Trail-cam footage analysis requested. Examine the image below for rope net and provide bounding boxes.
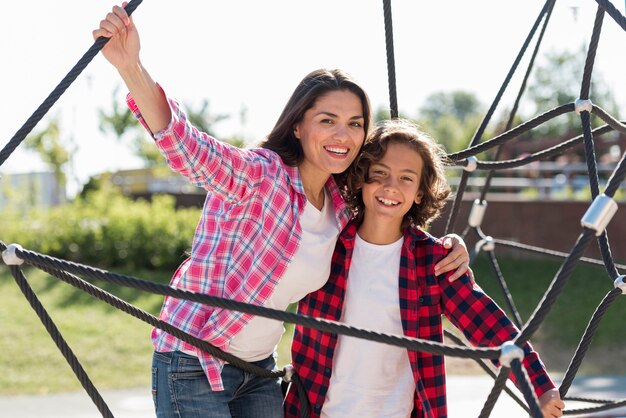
[1,0,625,417]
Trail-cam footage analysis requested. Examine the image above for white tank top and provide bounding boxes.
[227,190,339,361]
[321,234,416,418]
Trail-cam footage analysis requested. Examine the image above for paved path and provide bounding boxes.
[0,375,624,417]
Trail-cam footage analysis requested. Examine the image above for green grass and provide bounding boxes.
[0,266,168,395]
[1,253,625,395]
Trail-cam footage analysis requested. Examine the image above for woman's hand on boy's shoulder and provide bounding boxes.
[435,234,475,284]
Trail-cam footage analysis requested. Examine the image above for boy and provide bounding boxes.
[285,119,564,417]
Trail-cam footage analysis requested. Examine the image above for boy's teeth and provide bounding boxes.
[377,197,399,206]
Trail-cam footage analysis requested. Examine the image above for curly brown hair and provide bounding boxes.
[344,119,451,229]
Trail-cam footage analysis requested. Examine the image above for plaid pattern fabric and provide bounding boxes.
[128,91,352,390]
[285,220,555,418]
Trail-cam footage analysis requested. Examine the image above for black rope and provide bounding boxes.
[8,244,501,361]
[510,359,543,418]
[492,238,626,271]
[563,398,626,415]
[464,124,615,171]
[516,229,596,345]
[292,373,311,418]
[443,0,556,233]
[33,260,285,380]
[559,288,622,397]
[579,5,604,100]
[595,0,626,31]
[8,265,114,418]
[486,250,523,328]
[477,367,510,418]
[604,150,626,197]
[447,104,574,161]
[565,395,620,404]
[444,170,469,234]
[382,0,398,119]
[443,330,529,413]
[479,0,555,202]
[0,0,143,168]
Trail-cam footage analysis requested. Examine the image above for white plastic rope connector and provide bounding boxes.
[475,236,495,253]
[463,156,478,172]
[468,199,488,228]
[580,194,618,236]
[614,276,626,294]
[2,243,24,266]
[283,364,294,383]
[499,341,524,368]
[574,98,593,114]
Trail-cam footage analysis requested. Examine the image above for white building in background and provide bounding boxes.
[0,171,64,210]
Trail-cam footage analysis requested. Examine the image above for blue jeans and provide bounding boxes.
[152,351,284,418]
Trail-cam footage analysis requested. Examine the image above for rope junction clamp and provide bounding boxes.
[475,236,495,253]
[615,276,626,294]
[580,194,618,236]
[574,98,593,114]
[499,341,524,368]
[2,243,24,266]
[463,156,478,172]
[468,199,488,228]
[283,364,294,383]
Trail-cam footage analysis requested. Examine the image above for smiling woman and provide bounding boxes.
[85,1,474,414]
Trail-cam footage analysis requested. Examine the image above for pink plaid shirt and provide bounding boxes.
[127,90,352,390]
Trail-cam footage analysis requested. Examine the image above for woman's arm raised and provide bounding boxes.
[92,2,171,134]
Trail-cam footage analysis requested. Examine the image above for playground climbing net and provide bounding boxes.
[1,0,626,417]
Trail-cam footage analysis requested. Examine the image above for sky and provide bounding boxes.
[1,0,625,195]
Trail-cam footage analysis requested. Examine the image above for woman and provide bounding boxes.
[93,4,471,417]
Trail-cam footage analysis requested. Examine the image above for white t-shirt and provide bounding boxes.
[227,190,339,361]
[321,234,416,418]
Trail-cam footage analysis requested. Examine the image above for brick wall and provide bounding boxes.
[429,199,625,264]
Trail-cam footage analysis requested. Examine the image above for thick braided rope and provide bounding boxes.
[467,124,615,170]
[0,0,143,168]
[444,0,556,233]
[443,330,529,412]
[515,229,596,345]
[33,262,285,380]
[448,104,574,161]
[382,0,398,119]
[492,238,626,271]
[479,0,555,202]
[8,265,114,418]
[7,243,500,360]
[477,367,511,418]
[486,250,523,328]
[511,360,543,417]
[563,398,626,416]
[559,288,622,397]
[595,0,626,30]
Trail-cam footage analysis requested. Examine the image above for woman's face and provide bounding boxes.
[294,90,365,179]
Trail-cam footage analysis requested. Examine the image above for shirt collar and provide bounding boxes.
[340,219,431,249]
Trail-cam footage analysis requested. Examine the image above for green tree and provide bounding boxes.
[525,46,619,138]
[416,90,485,152]
[25,117,75,203]
[98,87,242,168]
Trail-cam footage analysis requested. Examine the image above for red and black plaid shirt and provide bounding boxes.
[285,220,555,418]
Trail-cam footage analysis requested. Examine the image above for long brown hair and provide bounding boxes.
[345,119,451,229]
[259,68,371,168]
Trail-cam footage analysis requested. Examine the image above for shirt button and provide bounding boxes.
[324,367,331,376]
[418,297,424,303]
[315,404,322,412]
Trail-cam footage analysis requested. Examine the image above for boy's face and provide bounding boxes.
[361,142,424,227]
